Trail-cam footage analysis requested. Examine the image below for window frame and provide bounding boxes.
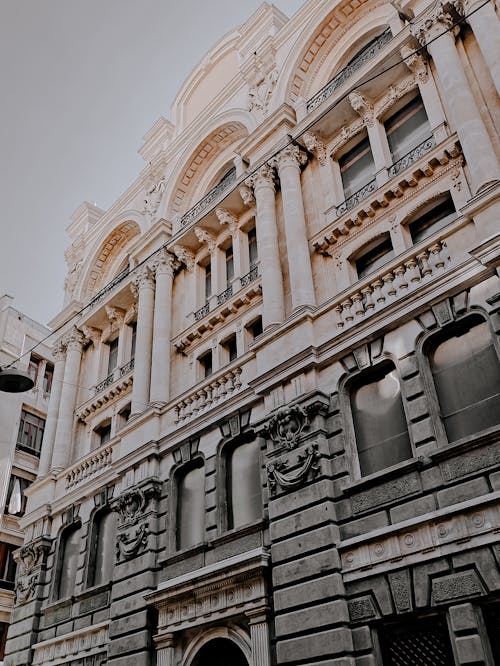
[53,522,82,601]
[16,409,45,457]
[384,93,432,165]
[171,456,206,553]
[86,508,117,589]
[338,134,375,201]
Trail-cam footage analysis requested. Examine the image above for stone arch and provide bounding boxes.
[79,218,142,300]
[168,120,249,216]
[182,625,251,666]
[280,0,394,106]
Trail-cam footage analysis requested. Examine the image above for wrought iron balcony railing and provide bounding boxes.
[180,167,236,228]
[120,357,135,376]
[94,358,134,395]
[240,265,259,288]
[388,136,437,178]
[194,303,210,321]
[217,284,233,305]
[336,179,377,217]
[94,373,114,395]
[307,28,392,112]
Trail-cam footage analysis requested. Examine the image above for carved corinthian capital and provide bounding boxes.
[131,264,155,291]
[348,91,374,126]
[173,244,195,272]
[410,4,456,45]
[62,326,85,352]
[273,144,308,171]
[215,208,238,233]
[239,184,256,207]
[81,325,101,345]
[52,339,67,362]
[246,163,276,192]
[154,248,177,276]
[194,228,217,254]
[302,131,328,166]
[401,45,429,82]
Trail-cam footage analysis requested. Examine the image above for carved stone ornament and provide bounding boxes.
[194,227,217,253]
[400,45,429,83]
[116,522,149,561]
[349,91,374,126]
[248,54,279,116]
[239,184,255,207]
[272,145,308,171]
[153,248,177,276]
[63,326,86,352]
[64,259,83,299]
[302,131,328,166]
[15,541,46,576]
[143,175,166,219]
[173,244,195,272]
[265,404,309,449]
[411,5,456,45]
[267,443,320,494]
[114,487,148,525]
[15,574,38,604]
[81,325,101,345]
[131,264,155,291]
[105,305,125,326]
[215,207,238,232]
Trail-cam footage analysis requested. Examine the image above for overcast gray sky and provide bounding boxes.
[0,0,304,325]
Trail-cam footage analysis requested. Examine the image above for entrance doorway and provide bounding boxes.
[191,637,249,666]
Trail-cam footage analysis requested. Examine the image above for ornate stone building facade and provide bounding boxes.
[5,0,500,663]
[0,295,53,664]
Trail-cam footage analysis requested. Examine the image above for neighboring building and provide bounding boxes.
[0,295,53,664]
[5,0,500,663]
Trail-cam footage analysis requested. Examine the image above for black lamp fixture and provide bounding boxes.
[0,367,34,393]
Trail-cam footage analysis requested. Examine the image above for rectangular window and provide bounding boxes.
[16,410,45,457]
[95,423,111,447]
[339,136,375,200]
[0,543,17,590]
[130,323,137,360]
[379,616,454,665]
[28,355,41,383]
[107,338,119,375]
[355,235,394,279]
[385,95,431,164]
[249,316,263,339]
[199,350,213,378]
[248,227,258,267]
[43,363,54,393]
[5,475,31,516]
[409,194,456,244]
[205,263,212,300]
[225,245,234,283]
[224,334,238,363]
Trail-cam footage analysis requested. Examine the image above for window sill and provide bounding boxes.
[158,542,207,567]
[209,518,266,548]
[342,456,429,497]
[429,424,500,463]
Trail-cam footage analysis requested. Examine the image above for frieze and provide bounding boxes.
[440,442,500,481]
[266,443,320,495]
[351,472,421,515]
[32,622,109,665]
[431,570,483,604]
[348,596,377,621]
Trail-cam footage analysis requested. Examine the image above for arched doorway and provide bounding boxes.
[191,637,249,666]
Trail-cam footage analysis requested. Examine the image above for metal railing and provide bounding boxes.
[194,303,210,321]
[180,167,236,228]
[217,285,233,305]
[240,265,259,287]
[94,358,135,395]
[388,136,436,178]
[120,357,135,376]
[336,179,377,217]
[307,28,392,112]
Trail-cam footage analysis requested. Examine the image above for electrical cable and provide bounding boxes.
[6,0,489,369]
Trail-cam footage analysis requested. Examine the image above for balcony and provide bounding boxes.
[76,359,134,422]
[180,167,236,228]
[307,28,392,113]
[217,284,233,305]
[336,179,377,217]
[65,444,113,490]
[240,265,259,288]
[388,135,436,179]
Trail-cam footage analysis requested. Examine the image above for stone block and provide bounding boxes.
[334,499,352,521]
[160,551,205,580]
[108,629,151,657]
[437,477,490,509]
[93,607,111,624]
[113,551,158,582]
[399,355,419,379]
[440,442,500,481]
[351,626,372,651]
[275,599,349,637]
[402,374,424,399]
[407,396,431,422]
[5,616,37,639]
[107,650,151,666]
[455,635,486,664]
[271,524,339,563]
[420,465,444,491]
[449,603,477,633]
[274,573,345,611]
[3,647,33,666]
[73,613,92,631]
[269,480,334,521]
[355,656,377,666]
[111,570,157,601]
[110,610,150,638]
[350,473,421,515]
[410,417,436,445]
[273,550,341,588]
[206,531,263,565]
[489,470,500,490]
[111,591,148,619]
[36,627,56,642]
[277,627,353,662]
[270,501,337,542]
[390,494,437,523]
[340,511,388,539]
[329,433,346,455]
[55,619,74,636]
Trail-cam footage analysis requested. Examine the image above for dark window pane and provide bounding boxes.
[226,246,234,283]
[0,621,7,661]
[380,617,454,666]
[0,543,17,587]
[250,317,263,338]
[177,464,205,550]
[351,365,411,475]
[56,526,81,599]
[205,264,212,299]
[199,351,212,378]
[130,324,137,360]
[248,227,258,266]
[225,335,237,363]
[355,236,394,279]
[385,96,431,163]
[409,194,456,244]
[430,321,500,441]
[43,363,54,393]
[16,410,45,456]
[228,439,261,529]
[90,511,116,587]
[339,137,375,199]
[108,338,119,375]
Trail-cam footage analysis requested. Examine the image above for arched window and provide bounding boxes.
[176,461,205,550]
[87,510,117,588]
[350,362,412,476]
[192,638,249,666]
[407,193,456,244]
[354,233,394,280]
[428,317,500,441]
[55,524,81,599]
[227,438,262,530]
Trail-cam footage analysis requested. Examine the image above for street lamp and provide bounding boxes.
[0,367,34,392]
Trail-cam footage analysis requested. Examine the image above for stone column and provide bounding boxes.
[302,131,337,211]
[455,0,500,97]
[173,245,195,319]
[38,342,66,476]
[130,265,155,416]
[244,165,285,328]
[412,7,500,193]
[154,633,175,666]
[248,610,272,666]
[274,145,316,310]
[51,327,85,472]
[349,92,391,186]
[216,208,244,278]
[150,250,175,404]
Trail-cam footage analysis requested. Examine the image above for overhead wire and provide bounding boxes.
[5,0,488,370]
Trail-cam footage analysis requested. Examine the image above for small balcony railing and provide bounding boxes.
[94,358,134,395]
[388,136,437,178]
[194,303,210,322]
[181,168,236,228]
[94,373,114,395]
[336,179,377,217]
[217,284,233,305]
[307,28,392,112]
[120,357,135,376]
[240,265,259,288]
[174,365,243,423]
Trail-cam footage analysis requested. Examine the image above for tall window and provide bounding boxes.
[199,350,213,378]
[0,543,17,590]
[339,136,375,200]
[248,227,258,267]
[176,462,205,550]
[43,363,54,393]
[350,362,412,476]
[408,193,456,244]
[27,355,41,384]
[0,621,7,662]
[428,318,500,442]
[16,410,45,457]
[94,422,111,448]
[55,525,81,599]
[5,475,31,516]
[205,263,212,300]
[385,95,431,164]
[87,511,117,587]
[130,323,137,360]
[248,316,263,340]
[227,438,262,529]
[223,334,238,363]
[107,338,119,376]
[355,234,394,279]
[225,245,234,284]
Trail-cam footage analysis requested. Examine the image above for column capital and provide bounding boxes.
[215,207,239,233]
[80,325,101,345]
[52,339,67,362]
[239,183,256,207]
[411,4,457,45]
[105,305,125,326]
[172,244,195,272]
[132,264,155,291]
[272,144,308,172]
[62,326,85,353]
[348,91,374,126]
[302,131,328,166]
[401,45,429,82]
[194,227,217,254]
[246,163,276,193]
[153,248,177,276]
